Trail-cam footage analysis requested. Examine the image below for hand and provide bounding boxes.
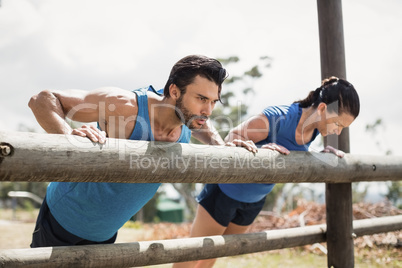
[260,143,290,155]
[71,124,107,144]
[321,145,345,158]
[225,139,258,153]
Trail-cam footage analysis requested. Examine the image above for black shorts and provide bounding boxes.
[31,197,117,248]
[196,184,266,227]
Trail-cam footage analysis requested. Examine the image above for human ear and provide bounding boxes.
[169,84,181,100]
[317,103,327,116]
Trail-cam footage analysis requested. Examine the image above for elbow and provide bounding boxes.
[28,90,58,117]
[28,94,38,110]
[28,90,53,111]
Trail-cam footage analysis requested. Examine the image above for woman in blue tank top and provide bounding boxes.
[175,76,360,268]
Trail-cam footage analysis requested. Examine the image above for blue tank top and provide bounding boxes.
[46,86,191,242]
[218,103,320,203]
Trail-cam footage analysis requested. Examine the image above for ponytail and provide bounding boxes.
[296,87,323,108]
[294,76,360,118]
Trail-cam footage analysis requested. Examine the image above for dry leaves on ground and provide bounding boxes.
[142,199,401,260]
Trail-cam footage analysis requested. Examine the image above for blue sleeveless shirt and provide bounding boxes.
[46,86,191,241]
[218,103,320,203]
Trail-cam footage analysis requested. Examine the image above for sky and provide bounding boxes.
[0,0,401,159]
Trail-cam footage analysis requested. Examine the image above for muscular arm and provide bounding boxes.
[28,87,137,139]
[28,89,91,134]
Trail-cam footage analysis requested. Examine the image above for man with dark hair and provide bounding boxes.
[29,55,227,247]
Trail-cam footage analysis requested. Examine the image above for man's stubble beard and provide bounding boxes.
[175,95,208,130]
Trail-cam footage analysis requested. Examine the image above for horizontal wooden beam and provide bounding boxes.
[1,131,402,183]
[0,215,401,268]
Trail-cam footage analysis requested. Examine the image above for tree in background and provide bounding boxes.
[365,118,401,208]
[386,181,402,209]
[211,55,272,138]
[366,118,392,155]
[170,183,198,219]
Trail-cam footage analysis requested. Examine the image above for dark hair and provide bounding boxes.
[295,76,360,118]
[163,55,227,99]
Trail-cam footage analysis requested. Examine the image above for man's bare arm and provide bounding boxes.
[28,87,134,142]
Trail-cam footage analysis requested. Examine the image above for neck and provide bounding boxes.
[151,97,183,136]
[297,106,319,137]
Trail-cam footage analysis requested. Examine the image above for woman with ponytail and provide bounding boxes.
[174,76,360,268]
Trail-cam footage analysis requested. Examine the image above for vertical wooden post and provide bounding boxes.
[316,0,354,267]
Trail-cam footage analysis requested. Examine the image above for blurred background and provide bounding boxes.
[0,0,401,223]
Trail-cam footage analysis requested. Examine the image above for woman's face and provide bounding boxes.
[317,107,356,137]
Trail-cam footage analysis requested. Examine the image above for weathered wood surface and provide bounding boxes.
[1,131,402,183]
[317,0,354,265]
[326,183,354,267]
[1,216,401,268]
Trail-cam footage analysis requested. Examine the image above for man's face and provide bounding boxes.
[175,75,220,130]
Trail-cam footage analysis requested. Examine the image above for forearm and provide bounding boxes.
[28,90,73,134]
[224,114,270,144]
[224,131,246,143]
[192,120,225,145]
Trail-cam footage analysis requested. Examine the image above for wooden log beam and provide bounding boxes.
[353,215,402,236]
[0,216,401,268]
[317,0,355,265]
[1,131,402,183]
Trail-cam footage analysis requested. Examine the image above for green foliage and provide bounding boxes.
[216,56,240,65]
[170,183,198,220]
[263,183,285,211]
[244,65,263,78]
[152,245,402,268]
[0,182,48,208]
[214,248,327,268]
[211,55,272,139]
[122,220,143,229]
[131,190,161,223]
[365,118,400,206]
[386,181,402,208]
[365,118,383,133]
[365,118,392,155]
[22,199,35,211]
